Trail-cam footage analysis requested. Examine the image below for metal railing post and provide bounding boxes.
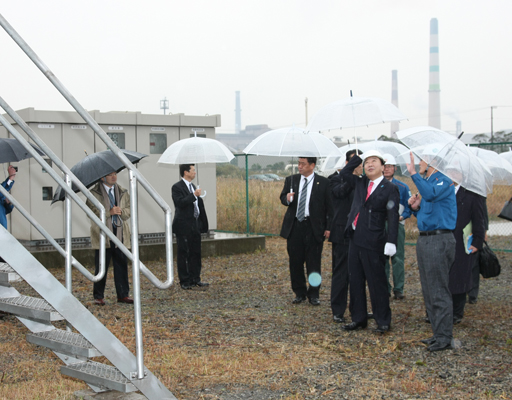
[129,170,144,379]
[245,154,250,234]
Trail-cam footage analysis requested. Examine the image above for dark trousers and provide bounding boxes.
[330,239,350,317]
[452,292,467,320]
[348,242,391,327]
[93,244,129,300]
[176,230,202,286]
[286,218,323,298]
[468,255,480,302]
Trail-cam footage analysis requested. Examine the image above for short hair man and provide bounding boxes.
[340,150,400,334]
[86,171,133,306]
[328,149,362,323]
[172,164,209,290]
[382,154,412,300]
[406,152,457,351]
[280,157,333,306]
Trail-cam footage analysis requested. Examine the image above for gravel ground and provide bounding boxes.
[2,237,511,400]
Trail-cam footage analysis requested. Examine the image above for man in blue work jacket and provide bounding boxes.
[407,151,457,352]
[382,154,411,300]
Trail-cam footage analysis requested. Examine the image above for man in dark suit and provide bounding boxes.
[328,149,362,323]
[340,150,400,333]
[172,164,209,290]
[280,157,333,306]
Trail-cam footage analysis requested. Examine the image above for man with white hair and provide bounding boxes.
[382,154,412,300]
[340,150,400,334]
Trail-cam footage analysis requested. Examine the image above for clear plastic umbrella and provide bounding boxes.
[242,126,340,157]
[469,147,512,185]
[396,126,493,197]
[158,137,234,164]
[307,96,407,133]
[499,149,512,166]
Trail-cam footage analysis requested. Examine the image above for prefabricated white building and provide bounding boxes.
[0,108,221,242]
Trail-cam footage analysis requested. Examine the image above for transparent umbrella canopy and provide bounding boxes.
[469,147,512,185]
[243,126,340,157]
[158,136,234,164]
[396,126,493,197]
[307,96,407,133]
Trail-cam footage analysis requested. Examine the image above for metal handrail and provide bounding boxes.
[0,112,106,282]
[0,13,173,291]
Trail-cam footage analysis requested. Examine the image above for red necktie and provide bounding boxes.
[353,181,374,227]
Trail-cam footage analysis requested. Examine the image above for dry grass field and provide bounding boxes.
[0,239,511,399]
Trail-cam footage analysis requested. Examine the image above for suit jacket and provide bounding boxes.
[172,180,208,236]
[328,170,357,244]
[279,173,333,243]
[341,155,400,252]
[449,187,486,294]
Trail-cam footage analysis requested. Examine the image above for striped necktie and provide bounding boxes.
[296,177,309,222]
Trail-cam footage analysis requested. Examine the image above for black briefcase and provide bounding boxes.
[479,241,501,279]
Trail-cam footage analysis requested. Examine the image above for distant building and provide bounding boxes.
[216,124,271,152]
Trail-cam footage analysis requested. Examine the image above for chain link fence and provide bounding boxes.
[217,152,512,252]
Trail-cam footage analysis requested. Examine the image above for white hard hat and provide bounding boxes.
[361,149,385,165]
[382,153,397,165]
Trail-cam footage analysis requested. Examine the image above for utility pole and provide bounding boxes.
[160,97,169,115]
[490,106,497,143]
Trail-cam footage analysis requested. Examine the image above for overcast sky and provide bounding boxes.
[1,0,511,140]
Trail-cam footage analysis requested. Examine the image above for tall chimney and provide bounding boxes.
[428,18,441,129]
[390,70,399,138]
[235,91,242,134]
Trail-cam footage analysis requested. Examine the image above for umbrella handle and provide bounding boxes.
[289,187,294,202]
[200,190,207,198]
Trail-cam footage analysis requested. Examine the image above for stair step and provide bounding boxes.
[61,361,138,393]
[0,295,64,321]
[27,329,102,358]
[0,262,21,286]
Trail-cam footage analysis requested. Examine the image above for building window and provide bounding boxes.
[150,133,167,154]
[42,187,53,201]
[107,132,125,149]
[42,159,52,173]
[190,133,206,138]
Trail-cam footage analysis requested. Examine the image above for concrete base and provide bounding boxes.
[74,389,146,400]
[28,232,265,268]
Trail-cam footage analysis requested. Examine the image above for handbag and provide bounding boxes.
[479,241,501,279]
[498,197,512,221]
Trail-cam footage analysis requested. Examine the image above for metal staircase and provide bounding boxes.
[0,12,178,399]
[0,231,176,399]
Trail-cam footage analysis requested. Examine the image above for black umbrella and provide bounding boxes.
[51,149,148,203]
[0,138,46,163]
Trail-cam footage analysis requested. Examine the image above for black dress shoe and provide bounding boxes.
[309,297,320,306]
[342,321,367,331]
[453,317,462,325]
[394,291,405,300]
[374,325,390,334]
[195,282,210,287]
[367,313,374,319]
[333,315,346,323]
[428,342,452,352]
[420,336,436,345]
[468,298,477,304]
[292,295,307,304]
[181,283,193,290]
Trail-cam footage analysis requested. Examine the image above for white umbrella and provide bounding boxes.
[307,96,407,133]
[158,137,234,164]
[319,143,356,172]
[243,126,340,157]
[469,147,512,185]
[499,149,512,165]
[396,126,493,197]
